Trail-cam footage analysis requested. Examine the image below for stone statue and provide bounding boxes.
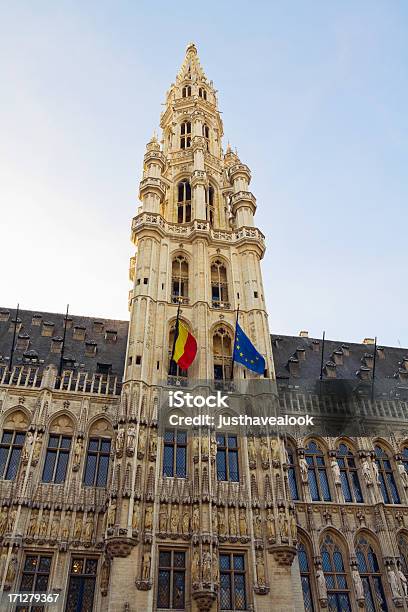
[0,507,7,535]
[170,505,179,534]
[0,549,8,580]
[73,516,82,540]
[132,501,141,531]
[362,459,373,486]
[256,554,266,586]
[201,437,209,456]
[218,508,226,536]
[50,515,59,540]
[331,458,341,485]
[138,427,147,456]
[290,512,297,540]
[192,505,200,532]
[398,462,408,488]
[32,434,43,463]
[270,437,280,462]
[27,511,38,537]
[101,558,110,593]
[212,551,219,582]
[372,459,380,484]
[260,438,269,464]
[248,437,256,463]
[299,456,308,483]
[211,508,217,533]
[210,436,217,459]
[182,509,190,535]
[388,566,402,598]
[116,428,125,454]
[229,510,237,536]
[253,510,262,539]
[5,553,17,587]
[22,431,34,462]
[107,500,117,529]
[61,513,71,539]
[316,568,327,600]
[141,551,151,580]
[73,438,83,469]
[144,505,153,531]
[126,425,136,454]
[192,549,200,583]
[192,437,199,457]
[159,505,168,533]
[239,509,247,536]
[398,568,408,597]
[279,509,288,539]
[267,510,275,540]
[6,508,17,534]
[352,567,364,600]
[84,514,94,542]
[202,551,211,582]
[149,429,157,457]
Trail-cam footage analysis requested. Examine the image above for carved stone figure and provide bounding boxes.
[50,515,59,540]
[159,505,167,533]
[202,551,211,582]
[299,456,308,483]
[331,458,341,485]
[192,549,200,583]
[398,568,408,597]
[218,508,226,536]
[182,509,190,535]
[0,549,8,580]
[107,500,117,529]
[116,428,125,454]
[352,567,364,600]
[256,554,266,586]
[229,510,237,536]
[170,505,179,534]
[210,436,217,459]
[260,438,269,464]
[22,431,34,462]
[290,512,297,540]
[61,513,71,539]
[239,509,247,536]
[267,510,275,540]
[211,508,217,533]
[388,567,402,598]
[144,505,153,531]
[132,501,141,531]
[126,425,136,454]
[73,438,83,469]
[149,429,157,457]
[192,437,199,457]
[5,553,17,587]
[73,516,82,540]
[279,509,288,539]
[316,568,327,600]
[201,437,209,456]
[27,511,38,537]
[101,558,110,594]
[192,505,200,532]
[212,551,219,582]
[32,434,43,463]
[270,437,280,462]
[398,462,408,488]
[138,427,147,456]
[248,437,256,463]
[253,510,262,539]
[84,514,94,542]
[362,459,373,486]
[372,459,380,484]
[6,508,17,534]
[141,551,151,580]
[0,507,7,535]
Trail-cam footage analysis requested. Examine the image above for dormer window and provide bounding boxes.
[41,321,54,337]
[97,362,112,375]
[198,87,207,100]
[73,325,86,341]
[85,341,97,357]
[51,337,63,353]
[23,350,39,364]
[9,319,22,333]
[62,356,76,370]
[93,321,104,334]
[0,310,10,322]
[16,333,30,352]
[105,330,117,343]
[180,122,191,149]
[31,314,42,326]
[182,85,191,98]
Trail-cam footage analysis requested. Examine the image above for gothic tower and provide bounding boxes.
[104,44,299,611]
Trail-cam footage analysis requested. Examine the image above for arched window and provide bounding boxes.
[198,87,207,100]
[205,185,214,226]
[298,542,315,612]
[177,181,191,224]
[83,420,112,487]
[42,415,74,484]
[202,123,210,150]
[320,535,351,611]
[374,445,400,504]
[171,256,189,303]
[398,533,408,581]
[0,429,25,480]
[286,445,299,500]
[356,537,388,611]
[213,327,232,381]
[305,440,331,502]
[169,323,188,380]
[336,443,363,503]
[211,260,229,308]
[402,446,408,473]
[180,121,191,149]
[182,85,191,98]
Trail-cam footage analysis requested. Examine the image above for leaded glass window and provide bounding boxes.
[0,430,25,480]
[163,430,187,478]
[374,445,400,504]
[180,122,191,149]
[287,447,299,500]
[65,557,97,612]
[402,447,408,474]
[321,536,351,611]
[305,441,331,502]
[398,534,408,583]
[216,434,239,482]
[42,434,71,484]
[157,550,186,609]
[356,537,388,612]
[83,438,111,487]
[298,543,315,612]
[16,554,52,611]
[336,443,363,503]
[220,553,246,610]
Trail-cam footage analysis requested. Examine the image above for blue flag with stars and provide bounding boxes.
[233,322,265,375]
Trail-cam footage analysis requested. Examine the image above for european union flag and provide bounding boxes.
[233,322,265,375]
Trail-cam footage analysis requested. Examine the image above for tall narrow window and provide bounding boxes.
[157,550,186,609]
[65,557,98,612]
[83,438,111,487]
[180,122,191,149]
[321,536,351,611]
[0,430,25,480]
[17,554,52,611]
[163,430,187,477]
[42,434,71,484]
[205,185,214,225]
[356,537,388,612]
[211,261,229,308]
[336,443,363,503]
[213,327,232,381]
[182,85,191,98]
[220,552,247,610]
[298,543,315,612]
[171,256,189,303]
[177,181,191,223]
[216,434,239,481]
[305,441,331,502]
[402,446,408,473]
[398,534,408,583]
[198,87,207,100]
[202,124,210,150]
[374,445,400,504]
[286,446,299,500]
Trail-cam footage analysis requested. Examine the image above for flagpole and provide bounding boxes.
[230,304,240,380]
[371,336,377,401]
[169,298,182,374]
[319,330,325,381]
[8,303,20,373]
[58,304,69,380]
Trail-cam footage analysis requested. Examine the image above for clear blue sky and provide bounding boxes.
[1,2,407,347]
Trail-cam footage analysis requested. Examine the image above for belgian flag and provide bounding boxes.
[170,301,197,370]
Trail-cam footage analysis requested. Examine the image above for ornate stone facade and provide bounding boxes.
[0,43,408,612]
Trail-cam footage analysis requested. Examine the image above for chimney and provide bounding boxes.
[401,357,408,371]
[324,361,337,378]
[296,347,306,361]
[376,346,385,360]
[299,330,309,338]
[332,350,343,366]
[312,340,320,352]
[363,338,375,345]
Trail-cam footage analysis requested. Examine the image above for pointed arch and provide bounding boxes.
[297,530,317,612]
[335,439,364,503]
[319,529,352,611]
[304,438,331,502]
[212,323,233,381]
[285,437,300,501]
[210,258,230,309]
[177,179,191,223]
[354,530,389,611]
[373,441,401,504]
[0,408,28,480]
[171,253,189,304]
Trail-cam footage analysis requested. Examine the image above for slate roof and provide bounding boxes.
[0,308,129,377]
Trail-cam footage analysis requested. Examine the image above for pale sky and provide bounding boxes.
[1,2,407,347]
